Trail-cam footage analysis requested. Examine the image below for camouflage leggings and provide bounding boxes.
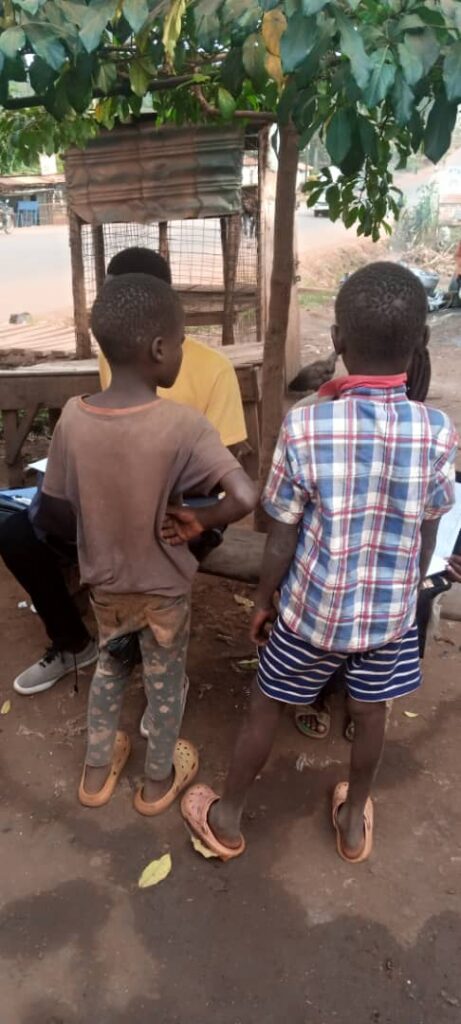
[86,591,190,781]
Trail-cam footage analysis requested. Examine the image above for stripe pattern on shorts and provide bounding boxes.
[258,617,421,704]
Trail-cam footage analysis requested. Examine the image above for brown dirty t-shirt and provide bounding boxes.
[42,396,239,596]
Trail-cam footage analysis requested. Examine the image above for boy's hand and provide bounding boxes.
[447,554,461,583]
[161,506,204,545]
[250,604,277,645]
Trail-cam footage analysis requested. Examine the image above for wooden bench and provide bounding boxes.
[0,359,262,486]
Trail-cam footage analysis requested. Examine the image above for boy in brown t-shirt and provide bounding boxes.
[38,273,256,814]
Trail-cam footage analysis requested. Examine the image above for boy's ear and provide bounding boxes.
[151,336,164,362]
[331,324,344,356]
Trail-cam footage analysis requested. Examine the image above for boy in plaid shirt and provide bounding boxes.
[179,262,458,863]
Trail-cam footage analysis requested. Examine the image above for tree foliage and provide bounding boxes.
[0,0,461,237]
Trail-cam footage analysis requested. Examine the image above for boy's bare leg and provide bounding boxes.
[336,698,386,857]
[208,680,284,847]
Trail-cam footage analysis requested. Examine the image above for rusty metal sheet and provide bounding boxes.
[64,122,244,225]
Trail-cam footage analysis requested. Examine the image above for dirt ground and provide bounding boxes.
[1,307,461,1023]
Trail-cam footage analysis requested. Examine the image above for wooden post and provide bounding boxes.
[257,127,270,345]
[158,221,170,266]
[68,209,91,359]
[222,212,241,346]
[256,124,299,529]
[91,224,106,295]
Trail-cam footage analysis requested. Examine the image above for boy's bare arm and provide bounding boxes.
[251,519,299,644]
[161,467,257,544]
[35,492,76,543]
[419,518,440,582]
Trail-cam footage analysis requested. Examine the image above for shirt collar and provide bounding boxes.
[318,373,407,400]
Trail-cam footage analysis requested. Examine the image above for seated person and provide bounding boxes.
[0,248,247,696]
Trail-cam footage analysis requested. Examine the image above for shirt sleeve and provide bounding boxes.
[203,364,247,446]
[424,420,459,520]
[42,418,68,501]
[177,417,241,496]
[262,415,311,525]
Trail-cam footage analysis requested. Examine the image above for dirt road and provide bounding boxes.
[1,566,461,1024]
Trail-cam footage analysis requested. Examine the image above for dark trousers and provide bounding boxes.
[0,510,89,652]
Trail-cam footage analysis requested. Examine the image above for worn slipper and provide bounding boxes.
[181,783,246,862]
[134,738,199,817]
[78,730,131,808]
[332,781,374,864]
[295,702,331,740]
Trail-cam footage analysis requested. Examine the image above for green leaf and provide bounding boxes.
[444,42,461,102]
[280,13,317,74]
[392,69,414,124]
[194,0,221,50]
[358,115,378,162]
[261,0,280,8]
[363,48,396,106]
[295,27,332,87]
[25,25,67,71]
[242,33,268,89]
[94,60,118,93]
[123,0,149,33]
[412,5,446,28]
[65,54,94,112]
[301,0,329,12]
[221,48,245,96]
[14,0,44,12]
[79,0,118,53]
[335,11,371,90]
[398,40,423,86]
[424,92,458,163]
[277,76,297,124]
[326,183,341,219]
[54,1,89,26]
[0,27,26,59]
[399,29,439,84]
[223,0,260,30]
[129,58,152,97]
[339,129,364,175]
[29,55,57,93]
[218,86,237,119]
[326,108,354,165]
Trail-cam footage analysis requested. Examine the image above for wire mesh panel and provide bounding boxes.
[81,214,258,347]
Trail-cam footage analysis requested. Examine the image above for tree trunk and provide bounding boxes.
[255,123,299,531]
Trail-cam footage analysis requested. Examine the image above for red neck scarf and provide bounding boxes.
[318,372,407,399]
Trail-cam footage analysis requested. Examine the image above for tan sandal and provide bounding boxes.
[78,730,131,808]
[332,781,374,864]
[134,738,199,817]
[181,783,246,862]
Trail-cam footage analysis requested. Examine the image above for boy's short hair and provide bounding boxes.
[335,262,427,364]
[91,273,183,366]
[106,247,171,284]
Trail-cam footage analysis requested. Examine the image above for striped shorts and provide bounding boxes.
[258,616,421,704]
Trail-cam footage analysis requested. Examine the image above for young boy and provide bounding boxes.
[38,273,256,813]
[179,262,458,862]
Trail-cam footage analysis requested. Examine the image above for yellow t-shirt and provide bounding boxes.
[98,336,247,447]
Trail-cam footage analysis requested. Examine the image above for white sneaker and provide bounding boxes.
[13,640,99,695]
[139,675,190,738]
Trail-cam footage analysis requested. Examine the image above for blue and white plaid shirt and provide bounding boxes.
[263,383,458,652]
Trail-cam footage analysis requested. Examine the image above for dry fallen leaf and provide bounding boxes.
[191,835,218,859]
[1,700,11,715]
[233,594,254,610]
[403,711,419,719]
[236,657,259,671]
[138,852,172,888]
